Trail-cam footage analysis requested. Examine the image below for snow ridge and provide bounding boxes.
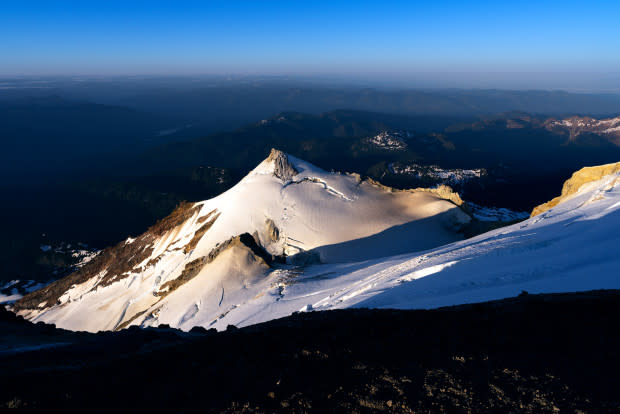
[15,151,619,334]
[14,150,470,332]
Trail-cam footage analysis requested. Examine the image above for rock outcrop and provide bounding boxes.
[267,148,298,181]
[531,162,620,217]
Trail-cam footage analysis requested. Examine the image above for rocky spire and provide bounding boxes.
[267,148,298,181]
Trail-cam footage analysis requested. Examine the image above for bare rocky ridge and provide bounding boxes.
[183,210,220,254]
[365,177,465,208]
[544,115,620,144]
[13,201,202,313]
[531,161,620,217]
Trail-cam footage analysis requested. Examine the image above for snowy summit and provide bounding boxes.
[12,154,620,333]
[14,149,469,331]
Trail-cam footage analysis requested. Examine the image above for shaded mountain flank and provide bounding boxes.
[2,290,619,412]
[531,161,620,216]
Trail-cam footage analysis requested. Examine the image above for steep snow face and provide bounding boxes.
[336,170,620,311]
[186,149,470,263]
[15,149,470,332]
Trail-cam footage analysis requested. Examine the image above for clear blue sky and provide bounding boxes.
[2,0,620,78]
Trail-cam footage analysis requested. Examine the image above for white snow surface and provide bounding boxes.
[193,169,620,330]
[21,152,470,332]
[21,157,620,332]
[19,154,620,333]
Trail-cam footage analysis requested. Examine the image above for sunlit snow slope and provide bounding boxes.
[188,162,620,330]
[14,149,470,332]
[16,154,620,333]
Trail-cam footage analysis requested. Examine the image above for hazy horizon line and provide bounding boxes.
[1,71,620,94]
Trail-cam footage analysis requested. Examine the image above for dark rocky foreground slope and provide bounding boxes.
[2,290,619,412]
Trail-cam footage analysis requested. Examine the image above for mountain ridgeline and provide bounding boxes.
[14,150,471,331]
[12,155,620,334]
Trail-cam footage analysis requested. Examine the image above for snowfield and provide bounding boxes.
[13,153,620,332]
[222,166,619,329]
[177,167,620,331]
[16,150,470,332]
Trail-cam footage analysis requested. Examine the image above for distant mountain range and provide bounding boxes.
[137,110,620,210]
[2,106,620,286]
[6,78,620,120]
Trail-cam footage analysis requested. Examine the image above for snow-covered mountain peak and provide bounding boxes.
[13,151,472,332]
[14,140,619,334]
[11,158,620,332]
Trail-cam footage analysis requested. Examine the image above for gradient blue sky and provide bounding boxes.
[2,0,620,78]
